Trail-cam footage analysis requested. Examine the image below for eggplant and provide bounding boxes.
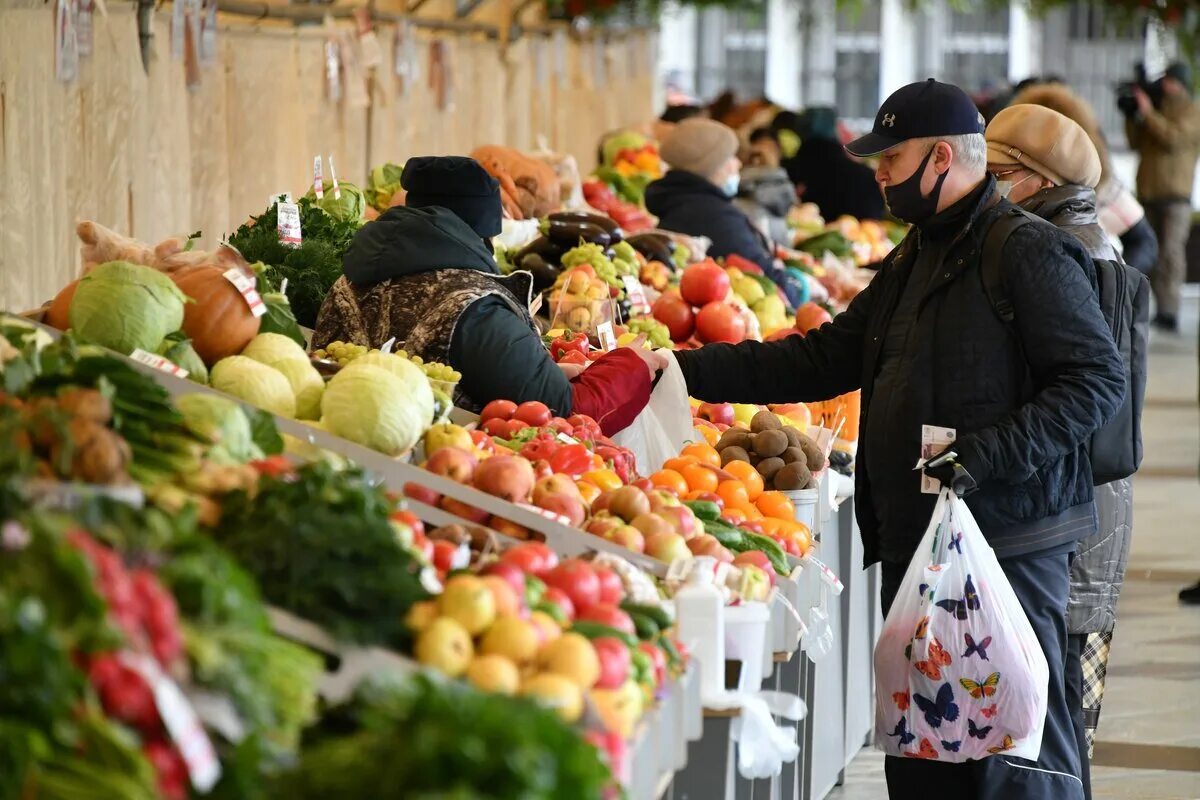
[544,219,612,249]
[514,236,565,266]
[625,232,675,266]
[520,253,561,292]
[547,211,625,243]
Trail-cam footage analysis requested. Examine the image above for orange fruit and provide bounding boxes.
[716,480,750,510]
[680,463,719,494]
[663,455,699,474]
[680,442,721,467]
[575,480,601,505]
[696,426,721,447]
[741,505,763,521]
[724,461,764,500]
[758,517,785,537]
[650,469,688,496]
[756,490,796,520]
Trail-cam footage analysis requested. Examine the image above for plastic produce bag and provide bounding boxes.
[611,351,693,474]
[874,490,1048,763]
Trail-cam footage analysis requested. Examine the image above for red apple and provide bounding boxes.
[489,516,532,540]
[542,559,601,613]
[794,302,833,334]
[595,567,624,605]
[645,531,692,563]
[440,497,490,524]
[592,637,633,689]
[658,505,699,540]
[638,641,667,686]
[586,513,623,538]
[697,402,735,426]
[577,603,636,637]
[536,492,587,528]
[688,491,724,509]
[473,455,536,503]
[424,447,477,483]
[501,543,559,575]
[631,477,655,493]
[403,482,441,508]
[733,550,777,584]
[534,474,583,504]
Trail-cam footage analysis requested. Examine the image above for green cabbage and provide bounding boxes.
[211,355,297,419]
[176,393,264,464]
[69,261,187,355]
[320,362,433,456]
[274,359,325,421]
[366,163,405,213]
[305,180,366,222]
[157,333,208,384]
[241,332,310,369]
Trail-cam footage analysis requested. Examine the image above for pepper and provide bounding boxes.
[520,438,560,463]
[558,350,588,367]
[550,330,591,361]
[549,443,592,477]
[250,455,294,479]
[596,444,635,485]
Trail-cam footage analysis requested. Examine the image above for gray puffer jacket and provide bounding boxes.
[1021,184,1135,634]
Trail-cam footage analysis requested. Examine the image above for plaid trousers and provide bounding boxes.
[1080,631,1114,757]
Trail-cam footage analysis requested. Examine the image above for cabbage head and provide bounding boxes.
[211,355,296,419]
[176,393,263,464]
[321,362,432,456]
[305,180,366,222]
[69,261,187,355]
[274,359,325,421]
[241,332,310,369]
[366,163,404,213]
[157,333,208,384]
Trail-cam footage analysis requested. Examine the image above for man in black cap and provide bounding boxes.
[312,156,664,435]
[672,79,1124,800]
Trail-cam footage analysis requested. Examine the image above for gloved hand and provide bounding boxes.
[923,454,978,497]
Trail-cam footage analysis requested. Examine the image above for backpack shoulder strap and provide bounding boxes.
[980,207,1034,324]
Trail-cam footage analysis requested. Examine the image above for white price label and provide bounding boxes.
[596,322,617,352]
[130,349,189,379]
[312,156,325,199]
[555,432,578,445]
[223,268,267,318]
[328,154,342,200]
[171,0,185,58]
[528,292,543,317]
[121,653,221,792]
[276,201,302,247]
[621,276,650,314]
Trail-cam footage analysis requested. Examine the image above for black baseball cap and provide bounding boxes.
[845,78,985,157]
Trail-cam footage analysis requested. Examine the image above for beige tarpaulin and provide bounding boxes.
[0,2,657,312]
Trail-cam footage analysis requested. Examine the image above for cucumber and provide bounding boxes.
[569,621,639,648]
[620,601,672,631]
[740,532,792,575]
[683,499,722,523]
[708,528,746,548]
[626,611,661,641]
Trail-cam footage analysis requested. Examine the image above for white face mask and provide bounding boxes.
[997,173,1036,200]
[723,173,741,197]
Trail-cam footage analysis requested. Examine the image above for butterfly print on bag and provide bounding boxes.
[913,683,960,728]
[963,633,992,660]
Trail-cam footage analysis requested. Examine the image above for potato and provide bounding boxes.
[720,446,751,465]
[783,427,805,449]
[717,429,754,452]
[781,446,805,465]
[750,409,782,433]
[772,461,812,491]
[756,457,785,481]
[799,438,825,472]
[752,429,788,458]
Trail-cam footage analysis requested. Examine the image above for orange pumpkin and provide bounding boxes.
[45,279,80,330]
[172,265,261,364]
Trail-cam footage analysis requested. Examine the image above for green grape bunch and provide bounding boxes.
[628,317,672,349]
[313,341,370,366]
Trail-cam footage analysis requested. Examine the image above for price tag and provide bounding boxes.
[621,276,650,315]
[555,432,578,445]
[199,0,217,64]
[312,156,325,199]
[121,654,221,792]
[56,0,79,82]
[596,322,616,352]
[328,154,342,201]
[528,292,543,317]
[223,268,267,318]
[380,336,396,354]
[76,0,93,56]
[130,349,189,379]
[276,200,302,247]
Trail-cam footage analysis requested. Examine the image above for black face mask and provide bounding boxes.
[884,146,949,225]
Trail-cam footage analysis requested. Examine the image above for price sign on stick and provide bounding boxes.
[596,322,617,352]
[312,156,325,200]
[328,155,342,200]
[223,268,267,318]
[276,200,302,247]
[130,349,189,379]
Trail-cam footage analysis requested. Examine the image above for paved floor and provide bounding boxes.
[829,302,1200,800]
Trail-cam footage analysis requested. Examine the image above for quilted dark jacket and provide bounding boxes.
[674,177,1126,566]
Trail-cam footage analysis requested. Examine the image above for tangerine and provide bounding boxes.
[680,442,721,467]
[716,480,751,509]
[680,463,720,494]
[723,461,764,500]
[756,490,796,520]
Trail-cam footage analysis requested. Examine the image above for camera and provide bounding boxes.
[1116,62,1163,118]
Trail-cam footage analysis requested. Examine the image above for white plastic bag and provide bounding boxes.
[874,490,1049,763]
[611,350,693,474]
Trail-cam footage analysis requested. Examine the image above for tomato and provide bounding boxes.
[548,417,575,435]
[695,302,747,344]
[543,559,601,614]
[481,417,512,437]
[652,293,696,342]
[503,419,531,438]
[679,259,731,307]
[480,399,518,422]
[514,401,553,427]
[469,429,495,453]
[794,302,833,334]
[251,455,294,478]
[595,567,625,605]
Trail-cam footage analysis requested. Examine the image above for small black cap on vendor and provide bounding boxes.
[401,156,503,240]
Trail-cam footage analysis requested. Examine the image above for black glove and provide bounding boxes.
[924,453,978,497]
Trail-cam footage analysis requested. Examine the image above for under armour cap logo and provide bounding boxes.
[882,114,896,127]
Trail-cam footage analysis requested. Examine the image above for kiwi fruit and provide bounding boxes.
[783,427,804,449]
[798,437,825,472]
[717,429,754,452]
[756,457,785,482]
[720,446,751,465]
[780,446,805,465]
[752,429,788,458]
[750,409,782,433]
[772,461,812,491]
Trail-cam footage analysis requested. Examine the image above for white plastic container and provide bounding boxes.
[783,488,819,530]
[674,556,726,702]
[725,601,771,692]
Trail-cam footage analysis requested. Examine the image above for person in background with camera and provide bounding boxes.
[1124,62,1200,332]
[1012,80,1158,275]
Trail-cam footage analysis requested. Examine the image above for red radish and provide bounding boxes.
[680,260,731,307]
[695,302,747,344]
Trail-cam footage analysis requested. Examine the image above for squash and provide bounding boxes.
[45,279,80,330]
[172,265,261,365]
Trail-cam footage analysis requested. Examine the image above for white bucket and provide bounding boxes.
[725,601,771,692]
[782,488,819,530]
